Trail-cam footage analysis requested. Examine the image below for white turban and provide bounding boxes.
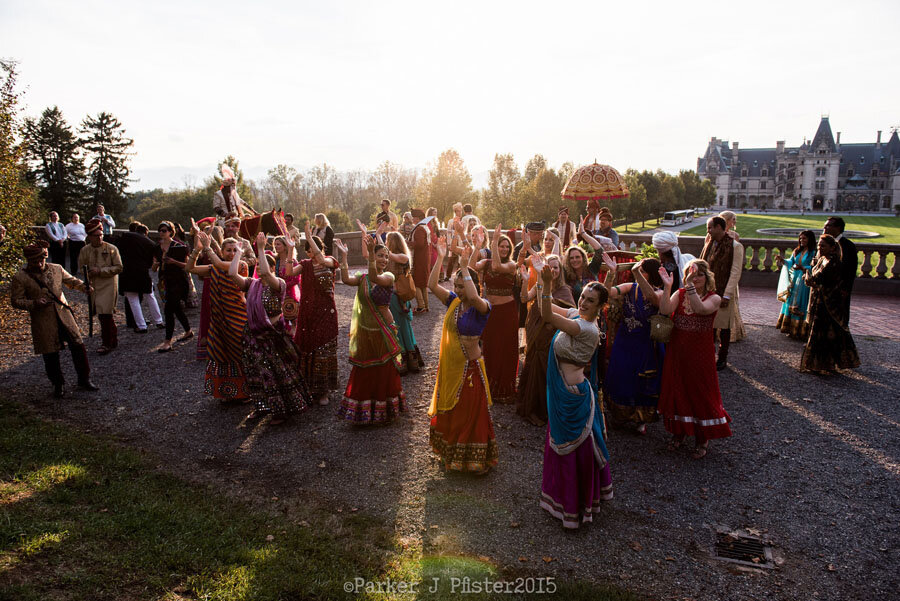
[652,231,694,275]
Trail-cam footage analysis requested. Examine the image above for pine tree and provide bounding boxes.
[80,111,133,219]
[23,106,86,216]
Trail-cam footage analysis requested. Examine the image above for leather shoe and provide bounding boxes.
[135,328,148,334]
[53,383,65,398]
[715,358,727,371]
[77,380,100,391]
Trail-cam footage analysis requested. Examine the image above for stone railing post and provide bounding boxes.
[874,251,888,279]
[859,250,873,279]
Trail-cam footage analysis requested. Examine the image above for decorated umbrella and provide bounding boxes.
[562,161,635,291]
[561,161,629,202]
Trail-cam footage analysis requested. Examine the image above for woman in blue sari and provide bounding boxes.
[775,230,816,339]
[537,264,612,529]
[603,257,665,434]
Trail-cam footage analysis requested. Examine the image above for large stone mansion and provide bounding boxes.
[698,117,900,212]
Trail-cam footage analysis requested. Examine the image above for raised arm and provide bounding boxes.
[254,232,281,291]
[631,260,661,307]
[683,266,720,315]
[657,266,678,316]
[304,222,337,269]
[364,235,394,288]
[490,224,516,274]
[519,264,537,303]
[538,265,581,336]
[332,239,360,286]
[186,233,213,276]
[428,235,451,305]
[228,243,250,289]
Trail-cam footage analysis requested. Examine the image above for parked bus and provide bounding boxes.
[661,209,695,226]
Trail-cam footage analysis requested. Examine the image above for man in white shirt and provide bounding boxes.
[65,214,87,275]
[92,205,116,235]
[45,211,67,265]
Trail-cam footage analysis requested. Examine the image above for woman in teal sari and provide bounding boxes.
[334,235,406,424]
[537,265,612,529]
[775,230,816,339]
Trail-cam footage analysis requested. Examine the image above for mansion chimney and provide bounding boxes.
[776,140,785,153]
[836,131,841,147]
[877,130,882,148]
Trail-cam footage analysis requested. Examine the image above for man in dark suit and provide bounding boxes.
[823,217,856,324]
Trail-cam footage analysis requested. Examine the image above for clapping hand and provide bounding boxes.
[256,232,267,250]
[460,243,473,265]
[601,252,617,272]
[658,266,673,288]
[531,253,544,273]
[436,235,448,257]
[540,264,553,286]
[333,238,348,260]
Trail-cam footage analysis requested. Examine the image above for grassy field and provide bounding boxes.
[0,400,638,601]
[680,214,900,243]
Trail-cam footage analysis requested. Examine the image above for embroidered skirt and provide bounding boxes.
[298,338,339,396]
[339,361,406,424]
[540,428,612,529]
[430,360,499,473]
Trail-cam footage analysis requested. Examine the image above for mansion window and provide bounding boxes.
[741,182,747,189]
[872,169,879,176]
[847,168,854,177]
[760,181,767,190]
[884,197,892,208]
[815,180,825,191]
[741,169,748,177]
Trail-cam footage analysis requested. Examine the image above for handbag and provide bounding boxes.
[395,262,416,302]
[649,313,674,343]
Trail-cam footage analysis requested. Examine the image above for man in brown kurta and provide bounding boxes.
[79,218,123,354]
[10,241,99,397]
[700,216,744,370]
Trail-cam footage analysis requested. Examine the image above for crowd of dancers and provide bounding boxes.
[10,175,862,529]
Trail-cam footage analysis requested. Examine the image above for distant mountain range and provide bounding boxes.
[131,165,491,192]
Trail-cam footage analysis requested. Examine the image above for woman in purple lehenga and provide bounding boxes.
[536,265,612,529]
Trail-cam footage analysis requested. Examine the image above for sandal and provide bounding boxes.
[97,346,112,355]
[178,331,194,342]
[692,443,709,459]
[157,345,173,353]
[667,437,683,451]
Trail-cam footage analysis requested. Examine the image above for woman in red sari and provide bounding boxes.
[335,234,406,424]
[470,224,519,403]
[289,222,339,405]
[657,259,732,459]
[428,236,497,473]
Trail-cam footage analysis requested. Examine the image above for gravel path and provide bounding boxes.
[1,280,898,601]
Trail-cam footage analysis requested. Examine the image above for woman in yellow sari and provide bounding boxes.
[427,236,498,474]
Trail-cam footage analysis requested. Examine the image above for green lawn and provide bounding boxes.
[680,214,900,243]
[0,400,638,601]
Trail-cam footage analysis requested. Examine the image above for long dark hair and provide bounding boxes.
[639,258,663,288]
[456,267,482,295]
[795,230,816,256]
[818,234,842,262]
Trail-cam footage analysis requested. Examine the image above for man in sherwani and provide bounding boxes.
[701,216,744,371]
[10,241,99,397]
[79,218,123,354]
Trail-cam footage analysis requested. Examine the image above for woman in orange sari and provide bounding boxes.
[428,237,497,474]
[187,232,249,402]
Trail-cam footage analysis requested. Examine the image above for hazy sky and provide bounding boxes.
[3,0,899,187]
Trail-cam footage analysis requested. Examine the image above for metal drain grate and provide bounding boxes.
[713,532,774,568]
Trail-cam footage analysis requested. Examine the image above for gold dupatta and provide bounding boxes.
[428,296,492,416]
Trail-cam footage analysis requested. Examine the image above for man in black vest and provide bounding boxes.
[823,217,857,324]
